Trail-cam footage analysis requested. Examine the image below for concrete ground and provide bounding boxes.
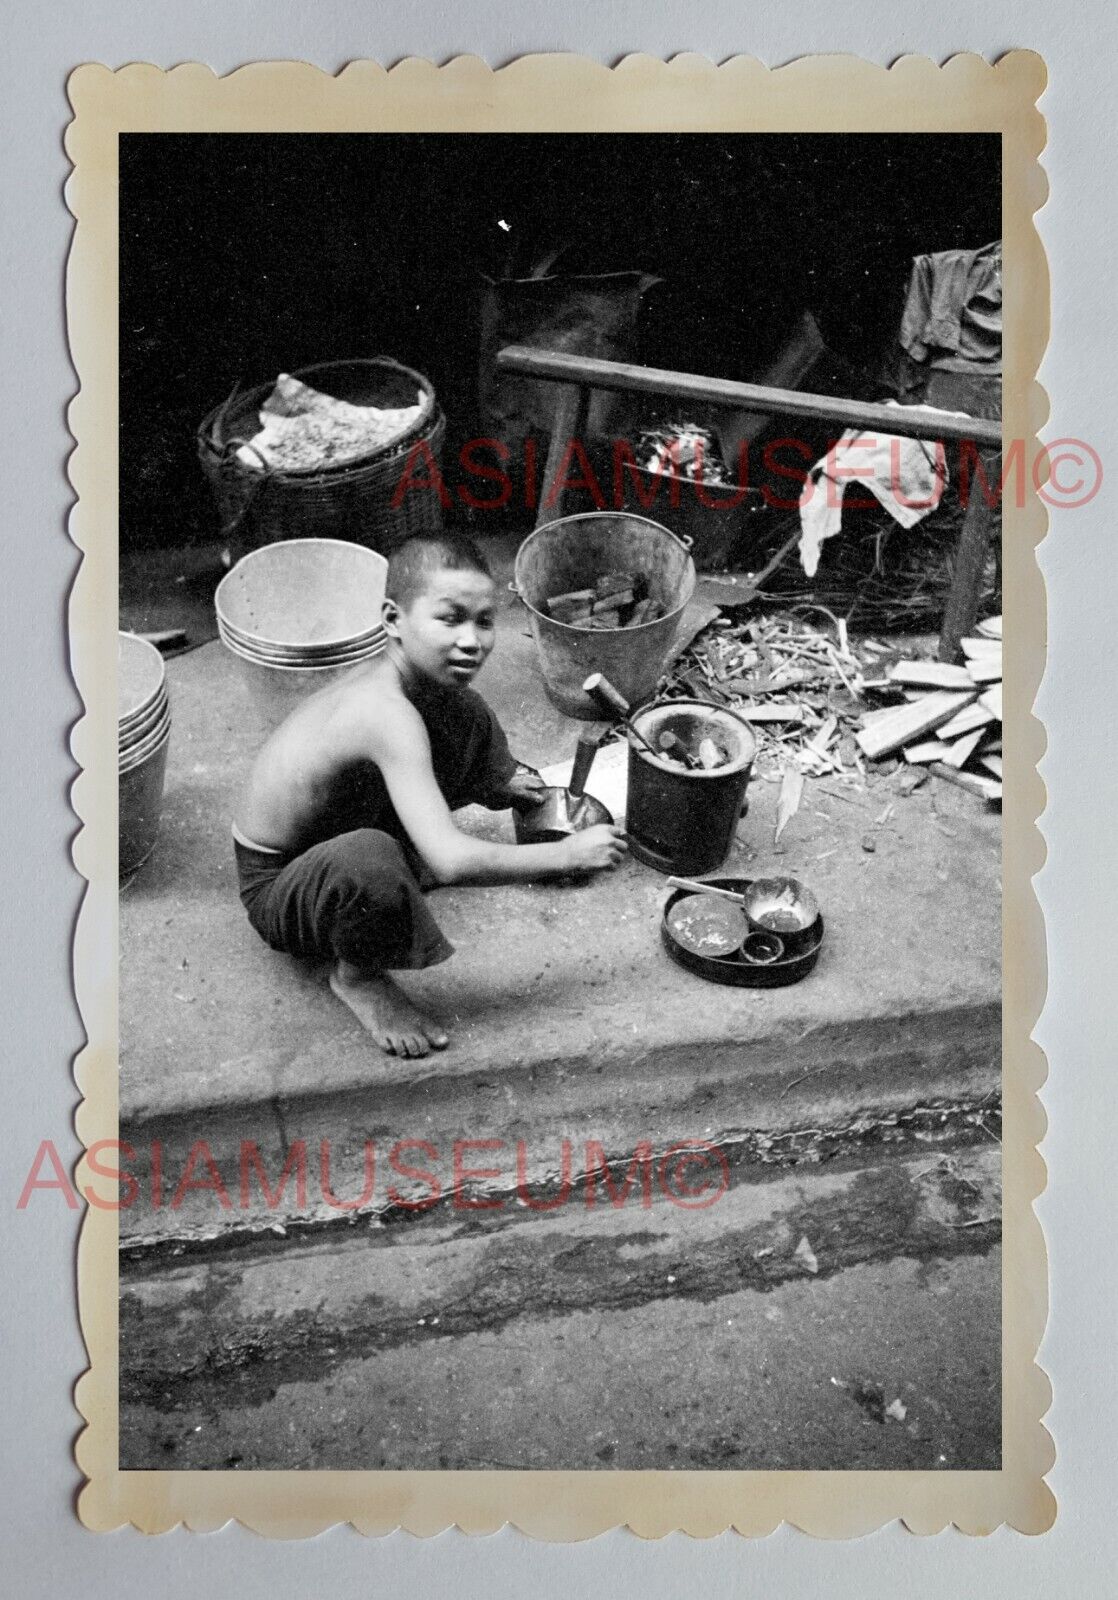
[120,541,1000,1151]
[118,536,1002,1470]
[120,1134,1001,1471]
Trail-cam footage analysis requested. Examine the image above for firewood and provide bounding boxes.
[856,691,975,760]
[904,739,951,764]
[592,589,634,613]
[547,588,594,610]
[976,616,1002,639]
[940,728,986,769]
[733,703,806,723]
[595,572,633,596]
[889,660,976,690]
[979,684,1002,720]
[929,762,1002,802]
[966,658,1002,684]
[961,636,1004,659]
[936,701,996,740]
[981,754,1003,779]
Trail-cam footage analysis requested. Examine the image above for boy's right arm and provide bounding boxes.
[373,702,626,885]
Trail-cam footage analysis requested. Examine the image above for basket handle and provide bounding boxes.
[214,436,272,542]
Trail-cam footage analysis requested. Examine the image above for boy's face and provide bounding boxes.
[384,567,497,690]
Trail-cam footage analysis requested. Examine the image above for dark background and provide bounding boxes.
[119,133,1000,552]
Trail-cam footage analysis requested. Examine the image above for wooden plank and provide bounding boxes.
[937,701,996,740]
[966,656,1003,684]
[981,754,1004,779]
[979,683,1003,720]
[856,691,975,760]
[496,346,1002,447]
[961,636,1004,658]
[890,660,977,690]
[732,703,806,724]
[940,728,985,769]
[904,739,951,764]
[929,762,1002,802]
[977,615,1003,639]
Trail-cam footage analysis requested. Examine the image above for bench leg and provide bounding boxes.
[535,382,590,528]
[939,450,1000,661]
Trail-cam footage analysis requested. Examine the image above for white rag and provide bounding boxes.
[797,402,965,578]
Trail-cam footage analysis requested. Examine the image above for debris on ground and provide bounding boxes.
[649,606,1002,806]
[793,1235,820,1274]
[856,617,1001,802]
[657,607,875,785]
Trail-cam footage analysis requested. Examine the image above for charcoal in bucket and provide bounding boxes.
[513,511,696,719]
[625,700,757,875]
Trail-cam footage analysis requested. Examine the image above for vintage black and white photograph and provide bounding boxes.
[113,128,1004,1474]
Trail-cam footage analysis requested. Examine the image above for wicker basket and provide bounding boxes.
[197,357,447,555]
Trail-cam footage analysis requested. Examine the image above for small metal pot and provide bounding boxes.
[513,786,613,845]
[742,877,820,956]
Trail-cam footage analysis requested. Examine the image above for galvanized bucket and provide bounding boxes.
[119,729,171,876]
[223,633,387,725]
[215,538,388,651]
[512,511,696,719]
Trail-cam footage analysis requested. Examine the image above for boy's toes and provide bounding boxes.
[423,1020,449,1049]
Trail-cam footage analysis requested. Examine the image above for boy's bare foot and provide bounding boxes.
[329,963,449,1057]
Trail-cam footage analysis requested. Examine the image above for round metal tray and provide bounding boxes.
[661,877,825,987]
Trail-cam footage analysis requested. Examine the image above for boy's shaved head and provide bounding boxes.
[385,533,494,610]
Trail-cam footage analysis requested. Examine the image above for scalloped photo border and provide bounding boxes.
[66,51,1052,1537]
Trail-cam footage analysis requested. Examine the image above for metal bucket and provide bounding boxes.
[512,511,696,719]
[625,699,757,875]
[215,538,388,650]
[224,635,386,724]
[119,730,171,877]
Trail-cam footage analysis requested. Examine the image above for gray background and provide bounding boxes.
[1,0,1113,1592]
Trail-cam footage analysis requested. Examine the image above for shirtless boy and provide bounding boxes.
[233,532,627,1057]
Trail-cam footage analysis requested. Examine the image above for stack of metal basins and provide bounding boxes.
[215,538,389,721]
[119,631,172,876]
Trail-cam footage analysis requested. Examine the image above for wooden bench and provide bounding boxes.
[496,344,1001,662]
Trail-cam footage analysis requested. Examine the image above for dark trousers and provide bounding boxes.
[235,830,454,972]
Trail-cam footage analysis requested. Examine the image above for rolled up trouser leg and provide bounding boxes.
[236,829,454,971]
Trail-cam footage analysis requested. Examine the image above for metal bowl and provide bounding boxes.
[741,877,820,955]
[513,786,613,844]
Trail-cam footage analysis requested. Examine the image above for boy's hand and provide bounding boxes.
[562,824,628,875]
[504,765,548,812]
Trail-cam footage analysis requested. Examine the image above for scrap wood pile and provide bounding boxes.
[855,616,1002,802]
[657,607,1003,805]
[544,571,665,631]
